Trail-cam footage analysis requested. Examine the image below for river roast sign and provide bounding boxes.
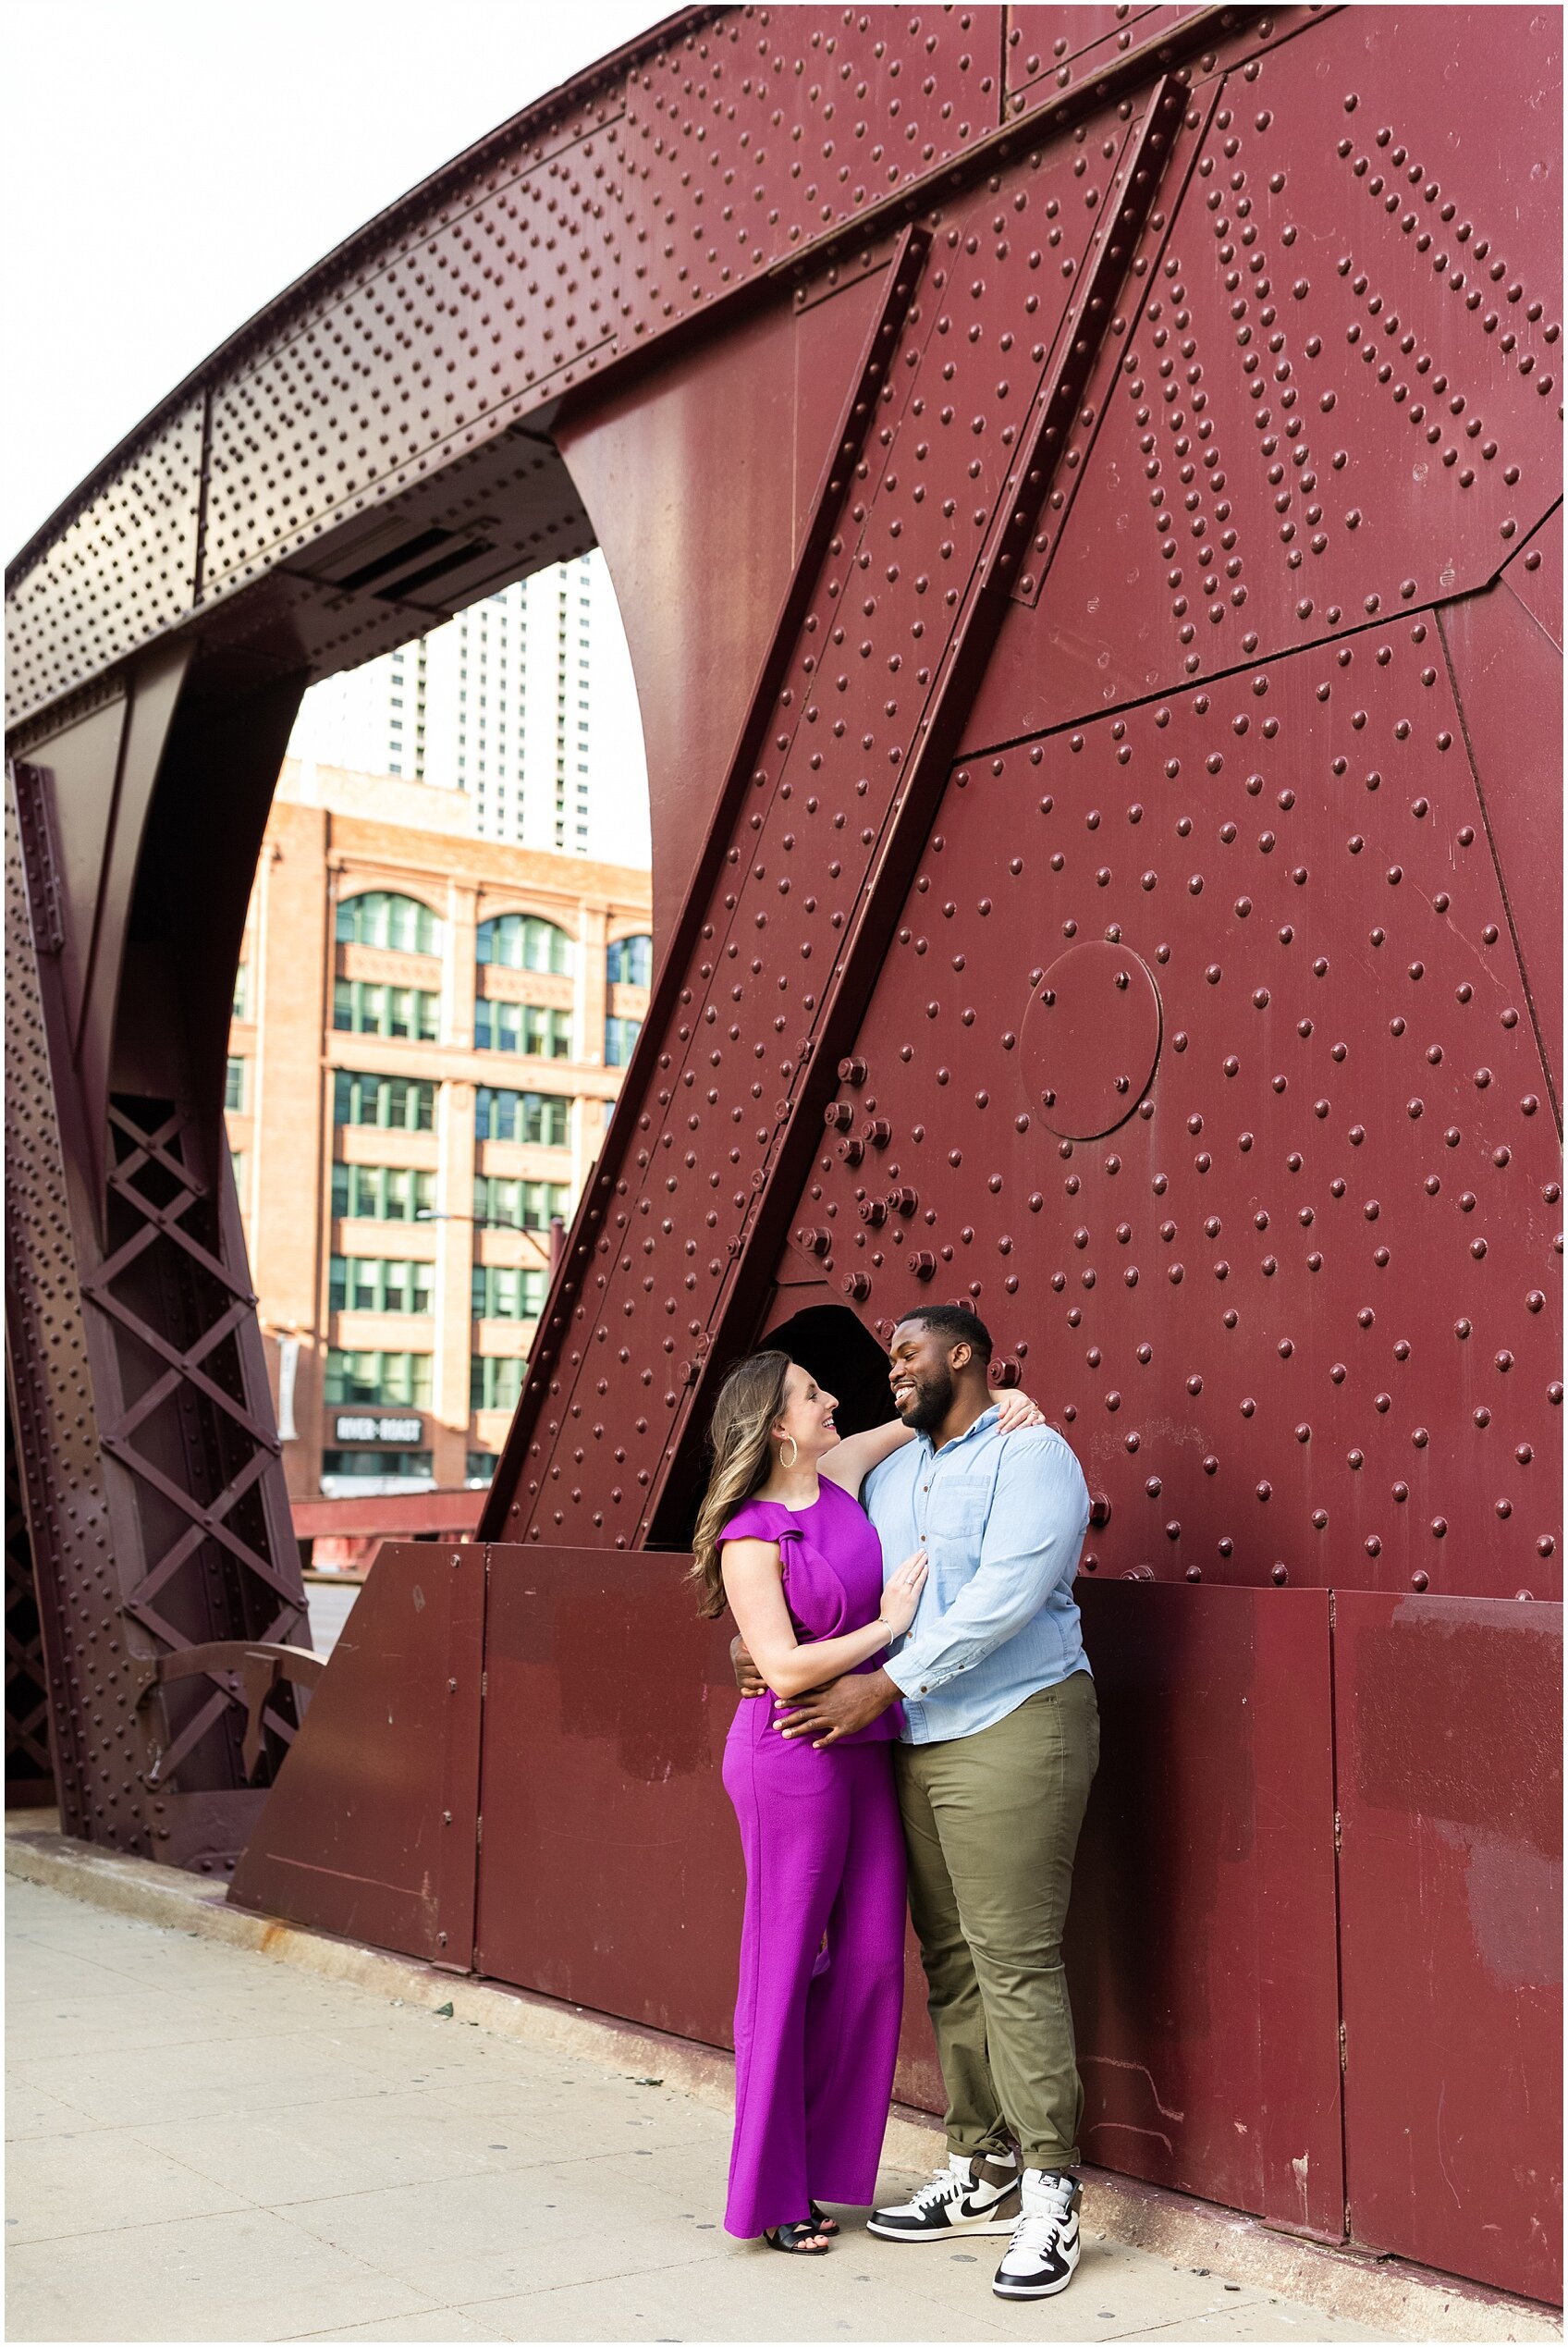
[332,1415,423,1446]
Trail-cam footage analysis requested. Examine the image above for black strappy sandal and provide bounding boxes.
[809,2202,840,2235]
[765,2219,833,2255]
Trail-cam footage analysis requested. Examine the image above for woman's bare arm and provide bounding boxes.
[819,1389,1050,1495]
[818,1419,915,1494]
[720,1538,925,1698]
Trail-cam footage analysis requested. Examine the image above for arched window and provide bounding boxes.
[605,1015,642,1067]
[477,914,573,975]
[336,891,442,955]
[606,933,653,987]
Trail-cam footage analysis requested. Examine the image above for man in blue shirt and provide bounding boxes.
[767,1305,1098,2301]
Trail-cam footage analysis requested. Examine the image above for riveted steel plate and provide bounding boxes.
[470,1552,1345,2241]
[1005,5,1203,118]
[202,127,623,596]
[1501,499,1563,652]
[1068,1579,1344,2237]
[5,401,203,731]
[1334,1591,1562,2300]
[5,1402,55,1805]
[489,102,1146,1547]
[800,621,1562,1603]
[558,265,890,960]
[472,1546,742,2035]
[1024,939,1164,1137]
[965,5,1564,744]
[610,7,1002,341]
[4,8,1561,2300]
[4,775,109,1839]
[1439,571,1562,1100]
[469,1545,1021,2129]
[228,1542,484,1967]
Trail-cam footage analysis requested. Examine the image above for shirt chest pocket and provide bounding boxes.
[922,1473,992,1544]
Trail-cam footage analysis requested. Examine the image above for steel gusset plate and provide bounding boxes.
[802,619,1562,1603]
[965,4,1563,743]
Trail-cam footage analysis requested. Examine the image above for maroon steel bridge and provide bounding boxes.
[6,4,1560,2304]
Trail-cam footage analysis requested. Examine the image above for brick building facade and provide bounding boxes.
[225,757,650,1503]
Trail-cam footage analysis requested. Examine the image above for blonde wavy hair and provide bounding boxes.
[689,1350,792,1618]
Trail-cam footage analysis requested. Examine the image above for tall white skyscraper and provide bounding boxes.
[288,549,650,863]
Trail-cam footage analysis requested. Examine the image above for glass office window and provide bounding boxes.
[470,1355,526,1410]
[473,1088,570,1146]
[333,980,440,1041]
[472,1175,569,1229]
[471,1265,545,1320]
[321,1448,434,1482]
[606,933,652,986]
[325,1350,434,1406]
[604,1016,643,1067]
[476,914,572,974]
[474,1001,573,1057]
[328,1257,436,1315]
[336,891,441,954]
[331,1165,437,1222]
[333,1072,437,1131]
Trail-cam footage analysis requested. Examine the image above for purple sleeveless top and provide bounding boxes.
[719,1475,903,1744]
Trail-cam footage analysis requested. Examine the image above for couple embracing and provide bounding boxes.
[690,1304,1099,2302]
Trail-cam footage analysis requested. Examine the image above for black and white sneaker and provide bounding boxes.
[992,2170,1082,2298]
[867,2153,1021,2241]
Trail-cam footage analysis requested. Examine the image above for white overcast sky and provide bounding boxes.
[6,0,667,562]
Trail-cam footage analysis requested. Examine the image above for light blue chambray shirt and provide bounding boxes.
[862,1407,1090,1747]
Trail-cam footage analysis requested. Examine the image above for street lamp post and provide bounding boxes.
[415,1207,566,1271]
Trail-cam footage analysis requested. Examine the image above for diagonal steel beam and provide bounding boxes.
[480,222,934,1541]
[484,80,1186,1548]
[640,75,1190,1537]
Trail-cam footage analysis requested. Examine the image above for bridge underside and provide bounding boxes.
[6,4,1562,2304]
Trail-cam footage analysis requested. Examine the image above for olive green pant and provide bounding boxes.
[894,1673,1099,2171]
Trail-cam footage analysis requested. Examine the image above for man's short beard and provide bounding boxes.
[903,1367,954,1434]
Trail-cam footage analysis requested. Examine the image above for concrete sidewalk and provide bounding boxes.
[3,1874,1396,2347]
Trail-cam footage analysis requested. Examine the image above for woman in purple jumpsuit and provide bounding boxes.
[689,1350,1043,2254]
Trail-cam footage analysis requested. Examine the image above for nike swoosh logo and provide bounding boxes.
[1017,2216,1078,2249]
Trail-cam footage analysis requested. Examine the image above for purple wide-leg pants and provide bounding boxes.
[721,1706,907,2238]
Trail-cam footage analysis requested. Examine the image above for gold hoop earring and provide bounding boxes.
[779,1435,799,1468]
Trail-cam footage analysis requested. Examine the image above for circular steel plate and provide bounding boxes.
[1022,941,1162,1140]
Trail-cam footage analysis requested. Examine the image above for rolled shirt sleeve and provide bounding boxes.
[883,1432,1090,1700]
